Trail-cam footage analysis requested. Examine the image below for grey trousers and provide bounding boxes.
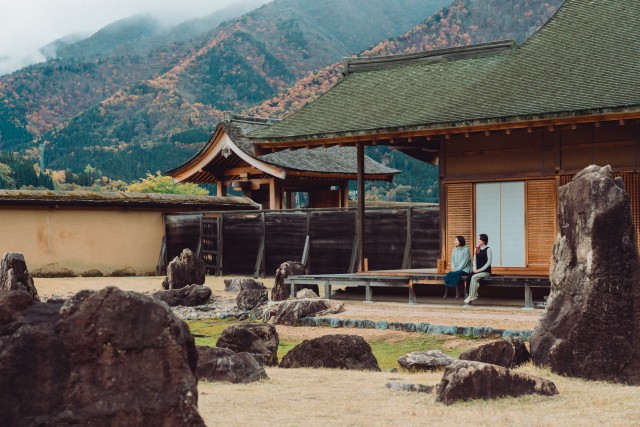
[468,272,490,300]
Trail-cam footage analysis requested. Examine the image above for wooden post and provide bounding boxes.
[216,214,224,276]
[285,191,293,209]
[524,282,533,310]
[261,211,266,277]
[408,279,417,304]
[357,142,365,272]
[269,179,282,210]
[216,181,227,197]
[341,180,349,207]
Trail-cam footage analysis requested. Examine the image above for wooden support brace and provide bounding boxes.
[301,235,310,268]
[324,280,331,299]
[349,234,359,274]
[216,215,224,276]
[401,207,412,269]
[253,235,265,279]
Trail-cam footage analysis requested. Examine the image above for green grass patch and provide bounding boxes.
[187,319,480,371]
[187,319,301,359]
[367,334,475,370]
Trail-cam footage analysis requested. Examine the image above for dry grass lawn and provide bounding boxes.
[35,276,640,426]
[198,365,640,427]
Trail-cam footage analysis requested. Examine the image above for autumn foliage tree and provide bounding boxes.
[125,171,209,195]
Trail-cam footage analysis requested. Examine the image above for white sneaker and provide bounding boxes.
[463,296,472,304]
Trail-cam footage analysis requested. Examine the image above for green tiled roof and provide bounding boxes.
[252,0,640,141]
[172,119,398,177]
[258,145,398,175]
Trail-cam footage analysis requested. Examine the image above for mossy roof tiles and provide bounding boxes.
[252,0,640,141]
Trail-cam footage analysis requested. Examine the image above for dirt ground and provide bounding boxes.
[36,275,543,332]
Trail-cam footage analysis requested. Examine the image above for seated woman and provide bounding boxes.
[443,235,472,298]
[464,233,492,305]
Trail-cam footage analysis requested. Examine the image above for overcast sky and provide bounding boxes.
[0,0,246,75]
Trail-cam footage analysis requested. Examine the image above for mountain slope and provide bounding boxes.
[249,0,564,118]
[4,0,450,180]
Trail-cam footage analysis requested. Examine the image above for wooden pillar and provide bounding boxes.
[216,181,227,197]
[340,180,349,207]
[269,178,282,210]
[357,142,365,272]
[439,139,446,266]
[285,190,293,209]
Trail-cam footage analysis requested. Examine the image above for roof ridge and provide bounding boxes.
[223,111,280,126]
[343,40,515,74]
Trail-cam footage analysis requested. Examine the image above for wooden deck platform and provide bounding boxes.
[285,269,550,309]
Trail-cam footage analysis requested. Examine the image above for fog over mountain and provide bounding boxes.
[0,0,268,75]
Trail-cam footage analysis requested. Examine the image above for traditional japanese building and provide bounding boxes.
[167,115,398,210]
[246,0,640,275]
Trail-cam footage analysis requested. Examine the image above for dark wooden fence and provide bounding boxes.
[163,206,439,276]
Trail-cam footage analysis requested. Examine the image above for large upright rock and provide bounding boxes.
[237,289,268,310]
[459,338,530,369]
[0,252,39,300]
[224,278,265,292]
[435,361,558,405]
[216,323,279,366]
[162,249,206,290]
[271,298,344,326]
[271,261,317,301]
[530,165,640,384]
[196,346,268,383]
[153,284,212,307]
[280,334,380,371]
[397,350,455,372]
[0,287,204,426]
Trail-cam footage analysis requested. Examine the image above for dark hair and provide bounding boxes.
[479,234,488,244]
[455,235,466,247]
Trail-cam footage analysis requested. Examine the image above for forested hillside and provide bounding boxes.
[0,0,448,182]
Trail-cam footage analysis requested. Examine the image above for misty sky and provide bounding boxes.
[0,0,246,75]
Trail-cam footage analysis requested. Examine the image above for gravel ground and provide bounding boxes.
[35,275,543,331]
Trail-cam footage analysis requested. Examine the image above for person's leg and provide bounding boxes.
[465,272,489,303]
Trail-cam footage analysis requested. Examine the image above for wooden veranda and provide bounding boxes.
[285,269,550,309]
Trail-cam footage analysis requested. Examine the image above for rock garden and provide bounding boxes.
[2,166,640,426]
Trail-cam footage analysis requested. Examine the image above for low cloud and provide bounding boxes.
[0,0,254,76]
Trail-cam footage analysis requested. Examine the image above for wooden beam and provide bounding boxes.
[224,166,262,176]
